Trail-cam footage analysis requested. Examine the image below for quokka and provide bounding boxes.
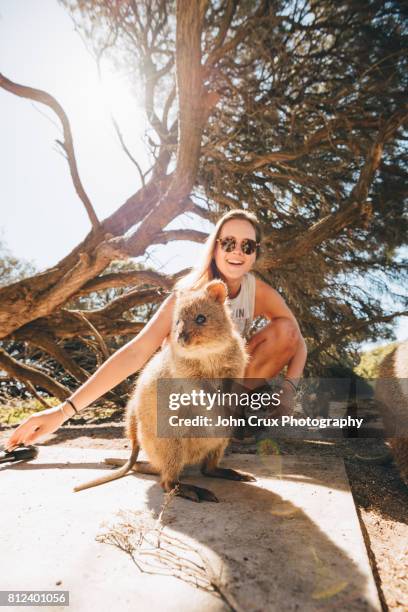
[74,280,256,502]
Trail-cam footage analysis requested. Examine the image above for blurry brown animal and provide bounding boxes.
[74,280,255,502]
[375,340,408,486]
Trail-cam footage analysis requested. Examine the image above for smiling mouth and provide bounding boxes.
[226,260,244,266]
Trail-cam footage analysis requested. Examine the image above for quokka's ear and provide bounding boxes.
[205,280,228,303]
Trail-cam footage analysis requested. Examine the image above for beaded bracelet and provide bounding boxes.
[66,398,79,414]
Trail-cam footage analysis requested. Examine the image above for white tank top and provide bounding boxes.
[226,273,256,338]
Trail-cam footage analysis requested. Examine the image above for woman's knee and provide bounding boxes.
[273,317,300,350]
[247,318,299,362]
[254,318,299,357]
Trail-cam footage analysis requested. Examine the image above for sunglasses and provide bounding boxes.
[216,236,260,255]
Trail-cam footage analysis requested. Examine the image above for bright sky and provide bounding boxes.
[0,0,406,347]
[0,0,210,276]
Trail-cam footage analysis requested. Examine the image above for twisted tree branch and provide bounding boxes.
[0,72,100,230]
[0,347,70,401]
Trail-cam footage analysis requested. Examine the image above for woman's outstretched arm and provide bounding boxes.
[66,293,175,411]
[5,293,176,450]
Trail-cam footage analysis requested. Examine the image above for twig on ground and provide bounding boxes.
[95,487,242,611]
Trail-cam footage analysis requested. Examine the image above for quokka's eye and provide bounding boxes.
[176,319,180,326]
[195,314,206,325]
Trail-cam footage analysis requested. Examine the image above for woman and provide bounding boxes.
[5,209,307,450]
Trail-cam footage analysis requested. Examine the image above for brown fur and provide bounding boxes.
[375,341,408,486]
[74,280,252,500]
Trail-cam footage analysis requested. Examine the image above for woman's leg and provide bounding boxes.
[244,317,300,382]
[232,318,300,441]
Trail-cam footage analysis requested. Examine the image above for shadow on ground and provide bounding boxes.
[2,447,381,610]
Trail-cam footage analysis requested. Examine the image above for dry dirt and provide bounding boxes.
[1,413,407,611]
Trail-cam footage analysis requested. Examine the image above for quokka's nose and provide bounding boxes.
[178,330,190,343]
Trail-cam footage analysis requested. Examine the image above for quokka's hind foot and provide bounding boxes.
[163,481,219,503]
[104,457,130,466]
[202,466,256,482]
[104,458,159,475]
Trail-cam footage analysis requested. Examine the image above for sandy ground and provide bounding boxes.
[1,414,407,611]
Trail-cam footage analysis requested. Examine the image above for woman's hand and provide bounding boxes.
[4,404,71,451]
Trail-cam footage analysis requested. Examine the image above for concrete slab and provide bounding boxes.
[1,447,381,611]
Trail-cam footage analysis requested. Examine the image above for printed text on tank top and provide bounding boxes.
[226,273,256,338]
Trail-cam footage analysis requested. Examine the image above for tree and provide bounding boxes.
[0,239,38,401]
[0,0,407,400]
[0,237,35,288]
[0,257,163,403]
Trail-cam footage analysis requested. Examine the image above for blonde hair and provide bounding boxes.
[174,209,262,291]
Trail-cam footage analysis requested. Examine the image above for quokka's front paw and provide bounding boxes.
[174,483,219,503]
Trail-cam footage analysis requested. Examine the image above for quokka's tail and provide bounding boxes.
[74,409,139,492]
[73,442,140,492]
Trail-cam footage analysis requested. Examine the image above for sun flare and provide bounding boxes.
[98,67,145,122]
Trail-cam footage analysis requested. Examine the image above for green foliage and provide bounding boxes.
[0,235,36,287]
[354,342,398,379]
[0,398,60,425]
[0,397,120,425]
[61,0,408,373]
